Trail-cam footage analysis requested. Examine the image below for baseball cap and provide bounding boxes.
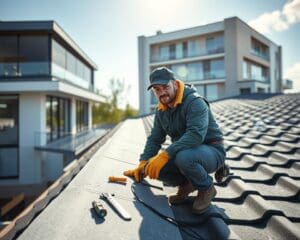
[147,67,175,90]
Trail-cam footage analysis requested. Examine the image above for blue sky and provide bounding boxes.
[1,0,299,108]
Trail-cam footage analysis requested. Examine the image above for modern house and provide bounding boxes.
[138,17,283,114]
[0,21,105,197]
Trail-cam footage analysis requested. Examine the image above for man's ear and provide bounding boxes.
[174,80,179,90]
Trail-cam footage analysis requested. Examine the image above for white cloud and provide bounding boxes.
[285,62,300,93]
[249,0,300,34]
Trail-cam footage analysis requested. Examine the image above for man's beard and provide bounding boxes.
[159,94,172,105]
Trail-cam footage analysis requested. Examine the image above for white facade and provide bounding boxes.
[138,17,282,114]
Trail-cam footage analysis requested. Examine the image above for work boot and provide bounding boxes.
[192,185,217,214]
[168,182,194,205]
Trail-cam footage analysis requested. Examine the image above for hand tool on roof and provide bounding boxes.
[92,200,107,218]
[108,176,127,184]
[100,192,131,221]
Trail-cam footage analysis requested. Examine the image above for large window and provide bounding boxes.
[46,96,70,142]
[187,62,203,82]
[206,84,218,101]
[0,35,49,77]
[159,45,169,61]
[0,95,18,178]
[171,64,188,80]
[188,39,201,57]
[251,37,269,60]
[194,84,219,101]
[210,59,225,79]
[243,59,269,82]
[170,58,224,82]
[51,39,92,89]
[0,36,19,76]
[19,36,49,76]
[206,35,224,54]
[76,100,88,133]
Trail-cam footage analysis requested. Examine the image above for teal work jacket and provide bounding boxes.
[140,81,223,160]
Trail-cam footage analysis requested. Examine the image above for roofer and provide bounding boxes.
[124,67,226,214]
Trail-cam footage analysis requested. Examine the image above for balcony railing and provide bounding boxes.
[250,49,269,61]
[150,47,224,63]
[34,127,108,155]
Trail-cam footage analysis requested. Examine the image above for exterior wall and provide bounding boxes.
[71,97,77,134]
[19,93,46,184]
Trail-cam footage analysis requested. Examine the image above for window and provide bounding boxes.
[206,84,218,101]
[251,37,269,60]
[76,100,88,133]
[243,59,269,82]
[188,39,200,57]
[159,45,169,61]
[210,59,225,79]
[19,36,49,76]
[195,85,205,96]
[257,87,265,93]
[52,39,66,68]
[169,44,176,60]
[206,35,224,54]
[0,36,18,76]
[0,95,19,178]
[171,64,188,80]
[240,88,251,94]
[203,58,225,79]
[187,62,203,81]
[46,96,70,143]
[175,43,183,59]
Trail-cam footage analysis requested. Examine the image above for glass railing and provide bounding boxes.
[34,127,108,153]
[150,47,224,63]
[0,62,50,77]
[250,49,269,61]
[52,63,90,89]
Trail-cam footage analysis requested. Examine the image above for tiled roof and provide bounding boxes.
[1,94,299,240]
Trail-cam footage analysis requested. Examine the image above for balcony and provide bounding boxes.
[34,127,108,156]
[150,46,224,63]
[250,49,269,61]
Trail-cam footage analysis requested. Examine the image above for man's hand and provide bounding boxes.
[123,160,147,182]
[145,151,169,179]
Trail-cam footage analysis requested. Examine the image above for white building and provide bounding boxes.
[138,17,282,114]
[0,21,105,197]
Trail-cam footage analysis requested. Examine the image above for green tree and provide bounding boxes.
[92,78,138,126]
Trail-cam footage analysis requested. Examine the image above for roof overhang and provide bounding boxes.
[0,80,105,102]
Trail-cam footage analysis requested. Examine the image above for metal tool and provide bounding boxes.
[92,200,107,218]
[100,192,131,221]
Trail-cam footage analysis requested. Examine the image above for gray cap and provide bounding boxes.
[147,67,175,90]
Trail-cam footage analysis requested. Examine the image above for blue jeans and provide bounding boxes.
[158,144,226,191]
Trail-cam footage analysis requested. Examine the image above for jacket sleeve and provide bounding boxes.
[140,113,167,161]
[166,98,208,159]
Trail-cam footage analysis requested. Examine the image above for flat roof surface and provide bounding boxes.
[1,93,299,240]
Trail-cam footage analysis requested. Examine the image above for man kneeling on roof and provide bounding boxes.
[124,67,226,214]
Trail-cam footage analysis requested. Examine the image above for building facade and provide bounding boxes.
[138,17,282,114]
[0,21,105,196]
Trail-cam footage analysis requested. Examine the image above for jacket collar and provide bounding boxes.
[157,80,185,111]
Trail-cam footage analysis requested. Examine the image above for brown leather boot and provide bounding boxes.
[192,185,217,214]
[168,182,194,205]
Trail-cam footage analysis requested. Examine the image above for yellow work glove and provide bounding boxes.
[123,160,147,182]
[145,151,169,179]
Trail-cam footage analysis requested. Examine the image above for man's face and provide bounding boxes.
[152,81,178,105]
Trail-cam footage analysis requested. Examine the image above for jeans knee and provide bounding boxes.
[174,150,195,171]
